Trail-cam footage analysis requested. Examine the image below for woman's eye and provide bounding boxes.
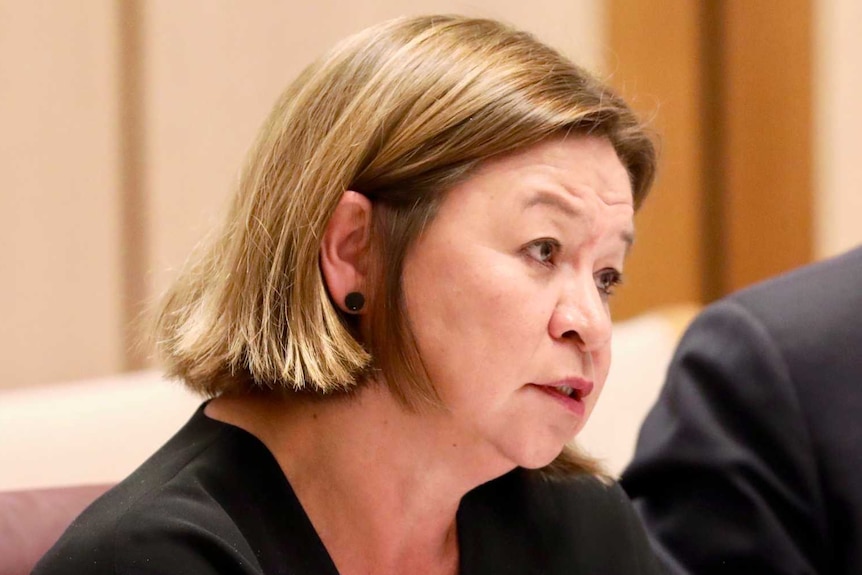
[596,269,623,297]
[525,239,560,265]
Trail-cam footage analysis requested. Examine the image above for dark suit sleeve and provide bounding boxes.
[621,299,828,575]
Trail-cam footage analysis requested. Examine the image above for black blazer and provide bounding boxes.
[621,246,862,574]
[34,405,662,575]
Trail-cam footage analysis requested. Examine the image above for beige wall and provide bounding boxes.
[1,2,123,387]
[7,0,858,390]
[2,1,603,388]
[815,0,862,257]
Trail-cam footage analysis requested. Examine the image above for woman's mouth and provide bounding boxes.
[528,378,593,416]
[555,385,580,400]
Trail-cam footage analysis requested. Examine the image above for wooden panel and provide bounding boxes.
[0,1,123,387]
[721,0,814,291]
[118,0,148,370]
[607,0,706,318]
[608,0,815,307]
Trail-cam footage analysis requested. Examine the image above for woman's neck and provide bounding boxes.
[205,384,512,575]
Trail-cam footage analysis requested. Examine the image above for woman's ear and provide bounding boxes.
[320,191,373,314]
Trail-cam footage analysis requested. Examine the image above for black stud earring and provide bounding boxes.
[345,292,365,312]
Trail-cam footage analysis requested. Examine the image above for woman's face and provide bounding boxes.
[401,136,634,470]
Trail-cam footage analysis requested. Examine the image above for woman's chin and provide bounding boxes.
[511,442,568,470]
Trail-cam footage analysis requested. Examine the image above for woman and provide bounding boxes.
[35,15,660,575]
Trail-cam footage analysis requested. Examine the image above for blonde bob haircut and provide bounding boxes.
[155,15,656,475]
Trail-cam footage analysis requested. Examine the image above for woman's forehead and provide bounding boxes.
[450,136,633,209]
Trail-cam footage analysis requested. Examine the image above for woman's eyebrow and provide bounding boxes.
[523,190,582,218]
[622,229,635,254]
[523,190,635,252]
[522,190,581,218]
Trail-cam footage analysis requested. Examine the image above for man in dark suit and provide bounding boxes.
[621,246,862,574]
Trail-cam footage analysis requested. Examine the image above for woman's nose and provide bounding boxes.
[548,280,612,351]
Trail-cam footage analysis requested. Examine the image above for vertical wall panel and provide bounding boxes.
[607,0,706,317]
[609,0,816,307]
[0,1,123,387]
[722,0,814,292]
[118,0,148,370]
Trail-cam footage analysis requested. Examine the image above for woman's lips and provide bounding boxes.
[528,378,594,416]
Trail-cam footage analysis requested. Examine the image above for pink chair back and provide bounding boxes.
[0,484,110,575]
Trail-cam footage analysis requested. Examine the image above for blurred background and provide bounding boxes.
[2,0,860,389]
